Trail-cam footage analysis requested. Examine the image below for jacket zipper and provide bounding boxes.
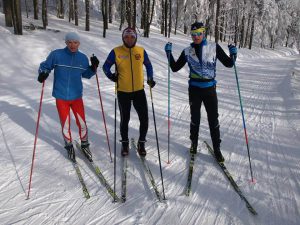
[129,48,134,92]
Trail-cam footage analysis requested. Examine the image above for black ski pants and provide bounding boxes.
[117,89,148,142]
[188,85,221,150]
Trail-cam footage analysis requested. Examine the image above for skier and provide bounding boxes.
[164,22,237,162]
[38,32,99,162]
[102,27,156,157]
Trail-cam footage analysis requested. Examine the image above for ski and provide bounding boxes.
[121,155,128,202]
[185,152,196,196]
[131,138,162,202]
[204,141,257,215]
[74,141,120,202]
[72,161,90,199]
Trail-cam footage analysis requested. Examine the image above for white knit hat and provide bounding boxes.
[65,32,80,42]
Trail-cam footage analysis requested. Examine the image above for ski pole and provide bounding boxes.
[167,49,171,164]
[149,87,166,200]
[95,72,112,162]
[26,81,45,199]
[113,81,117,202]
[233,60,255,183]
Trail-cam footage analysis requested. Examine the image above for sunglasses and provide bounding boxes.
[191,32,203,37]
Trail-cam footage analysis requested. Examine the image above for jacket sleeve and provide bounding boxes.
[102,50,116,80]
[82,55,96,79]
[143,50,153,80]
[216,44,234,68]
[167,50,187,72]
[38,51,56,74]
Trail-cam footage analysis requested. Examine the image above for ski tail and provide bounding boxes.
[204,141,257,215]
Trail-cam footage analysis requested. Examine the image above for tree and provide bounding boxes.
[33,0,38,20]
[215,0,220,43]
[57,0,65,19]
[11,0,22,35]
[3,0,13,27]
[86,0,90,31]
[42,0,48,29]
[74,0,79,26]
[102,0,108,37]
[69,0,74,22]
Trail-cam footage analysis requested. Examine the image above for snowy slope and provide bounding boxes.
[0,13,300,225]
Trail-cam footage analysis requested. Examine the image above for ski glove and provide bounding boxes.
[38,72,49,83]
[147,79,156,88]
[228,44,237,61]
[109,73,118,82]
[90,55,99,72]
[165,42,172,54]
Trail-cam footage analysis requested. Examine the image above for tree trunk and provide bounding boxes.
[119,0,125,30]
[33,0,38,20]
[174,0,179,35]
[244,10,251,47]
[102,0,108,37]
[69,0,74,22]
[42,0,48,29]
[144,0,149,36]
[3,0,13,27]
[74,0,79,25]
[57,0,64,19]
[85,0,90,31]
[164,0,168,37]
[12,0,22,35]
[249,15,255,49]
[25,0,29,18]
[109,0,112,23]
[215,0,220,43]
[168,0,171,38]
[239,7,246,48]
[161,0,164,34]
[234,2,239,46]
[133,0,136,28]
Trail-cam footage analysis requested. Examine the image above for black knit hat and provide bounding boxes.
[191,22,205,31]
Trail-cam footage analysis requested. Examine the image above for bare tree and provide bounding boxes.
[109,0,113,23]
[74,0,79,26]
[119,0,125,30]
[33,0,38,20]
[12,0,22,35]
[42,0,48,29]
[215,0,220,43]
[3,0,13,27]
[57,0,65,19]
[86,0,90,31]
[249,14,255,49]
[102,0,108,37]
[69,0,74,22]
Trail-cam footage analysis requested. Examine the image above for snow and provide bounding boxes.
[1,13,300,225]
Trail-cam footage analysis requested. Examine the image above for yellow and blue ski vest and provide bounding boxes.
[113,45,145,92]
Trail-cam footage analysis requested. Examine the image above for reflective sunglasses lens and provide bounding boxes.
[191,32,203,37]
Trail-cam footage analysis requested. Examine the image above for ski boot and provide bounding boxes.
[189,141,198,155]
[65,143,76,162]
[121,140,129,157]
[81,141,93,161]
[137,141,146,157]
[214,149,224,163]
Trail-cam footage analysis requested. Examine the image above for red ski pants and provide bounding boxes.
[56,98,88,144]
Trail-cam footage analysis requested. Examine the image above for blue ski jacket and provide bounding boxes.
[39,47,95,100]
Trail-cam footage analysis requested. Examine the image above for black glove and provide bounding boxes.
[90,55,99,72]
[38,72,49,83]
[109,73,118,82]
[147,79,156,88]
